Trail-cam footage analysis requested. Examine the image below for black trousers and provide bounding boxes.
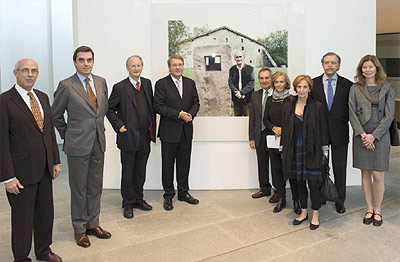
[269,150,284,198]
[161,131,192,199]
[7,171,53,262]
[255,131,271,192]
[120,131,150,207]
[331,144,348,204]
[297,180,322,210]
[289,179,299,201]
[233,101,249,116]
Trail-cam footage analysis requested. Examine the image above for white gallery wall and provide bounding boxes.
[1,0,376,190]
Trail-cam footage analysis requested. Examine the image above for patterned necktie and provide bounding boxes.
[261,90,268,131]
[28,91,44,132]
[136,81,140,91]
[327,78,334,110]
[176,80,182,98]
[85,78,98,112]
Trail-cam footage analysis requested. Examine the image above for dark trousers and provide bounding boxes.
[289,179,299,201]
[161,132,192,199]
[120,132,150,207]
[233,101,250,116]
[7,171,53,262]
[255,132,271,192]
[269,150,284,198]
[331,144,348,204]
[297,180,322,210]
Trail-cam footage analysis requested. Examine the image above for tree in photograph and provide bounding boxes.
[258,30,288,67]
[168,20,191,56]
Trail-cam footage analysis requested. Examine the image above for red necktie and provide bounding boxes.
[28,91,44,132]
[136,81,140,91]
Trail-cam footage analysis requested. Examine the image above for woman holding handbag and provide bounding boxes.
[349,54,395,226]
[281,75,329,230]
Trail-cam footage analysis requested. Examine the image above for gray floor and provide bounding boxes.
[1,146,400,262]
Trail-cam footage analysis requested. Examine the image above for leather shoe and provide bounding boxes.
[75,233,90,248]
[86,226,112,239]
[273,199,286,213]
[293,214,308,225]
[373,213,383,226]
[269,193,280,203]
[363,211,374,225]
[335,203,346,214]
[293,200,301,215]
[178,194,199,205]
[132,200,153,211]
[310,222,320,230]
[123,205,134,219]
[163,198,174,211]
[37,252,63,262]
[252,190,271,198]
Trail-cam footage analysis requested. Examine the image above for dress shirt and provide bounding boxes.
[237,64,243,90]
[323,73,337,103]
[170,75,183,94]
[129,76,141,89]
[77,72,97,97]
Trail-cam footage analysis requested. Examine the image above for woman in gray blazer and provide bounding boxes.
[349,55,395,227]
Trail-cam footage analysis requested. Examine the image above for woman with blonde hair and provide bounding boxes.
[349,54,395,226]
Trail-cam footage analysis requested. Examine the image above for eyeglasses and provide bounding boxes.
[17,68,39,74]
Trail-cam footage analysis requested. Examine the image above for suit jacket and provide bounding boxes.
[0,87,60,185]
[249,89,267,147]
[106,77,156,151]
[154,75,200,143]
[52,73,108,156]
[311,74,353,146]
[349,82,394,140]
[228,64,255,104]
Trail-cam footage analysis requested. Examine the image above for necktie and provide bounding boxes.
[28,91,44,132]
[176,80,182,98]
[327,78,334,110]
[261,90,268,131]
[136,81,140,91]
[85,78,98,112]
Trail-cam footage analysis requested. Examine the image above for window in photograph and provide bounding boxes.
[205,55,221,71]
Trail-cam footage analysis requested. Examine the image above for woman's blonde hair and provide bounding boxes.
[355,54,386,86]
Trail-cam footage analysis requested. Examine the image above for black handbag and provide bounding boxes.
[390,119,399,146]
[320,157,338,202]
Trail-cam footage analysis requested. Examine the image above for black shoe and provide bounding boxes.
[269,193,280,203]
[163,198,173,211]
[273,199,286,213]
[310,222,320,230]
[335,203,346,214]
[178,194,199,205]
[373,213,383,226]
[293,200,301,215]
[252,190,271,199]
[123,205,134,219]
[363,211,374,225]
[293,214,308,225]
[132,201,153,211]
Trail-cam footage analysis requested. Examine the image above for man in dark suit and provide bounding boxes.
[249,68,273,200]
[106,55,156,219]
[311,52,353,213]
[228,50,255,116]
[154,54,200,211]
[52,46,111,248]
[0,59,62,262]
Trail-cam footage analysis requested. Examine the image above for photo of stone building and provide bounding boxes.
[178,26,277,68]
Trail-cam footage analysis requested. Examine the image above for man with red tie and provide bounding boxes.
[1,59,62,262]
[107,55,156,219]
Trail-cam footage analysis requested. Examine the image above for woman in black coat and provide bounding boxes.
[264,72,300,215]
[281,75,329,230]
